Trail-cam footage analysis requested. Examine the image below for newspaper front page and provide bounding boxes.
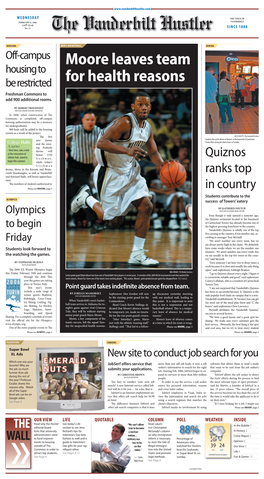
[3,2,262,477]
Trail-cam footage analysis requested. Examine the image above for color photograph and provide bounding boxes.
[205,50,259,134]
[65,88,193,269]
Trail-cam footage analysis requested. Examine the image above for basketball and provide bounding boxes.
[160,161,187,188]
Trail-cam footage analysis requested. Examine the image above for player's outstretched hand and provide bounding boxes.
[127,146,146,161]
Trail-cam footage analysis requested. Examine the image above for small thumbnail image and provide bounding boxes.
[205,423,231,459]
[205,50,259,135]
[36,348,104,411]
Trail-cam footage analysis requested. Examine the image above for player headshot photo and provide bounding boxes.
[65,88,193,269]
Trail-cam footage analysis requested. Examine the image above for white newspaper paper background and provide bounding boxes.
[3,2,262,477]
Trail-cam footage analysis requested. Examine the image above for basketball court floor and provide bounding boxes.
[66,228,192,269]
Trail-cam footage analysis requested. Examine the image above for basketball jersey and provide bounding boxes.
[95,112,152,174]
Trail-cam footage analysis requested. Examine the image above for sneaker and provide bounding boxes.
[71,185,91,213]
[91,221,105,234]
[168,219,179,230]
[180,218,189,230]
[153,218,162,230]
[67,219,76,228]
[185,204,192,233]
[128,249,159,267]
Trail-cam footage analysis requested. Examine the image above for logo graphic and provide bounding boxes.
[5,418,31,469]
[205,423,231,458]
[209,425,226,440]
[225,56,239,63]
[6,278,21,312]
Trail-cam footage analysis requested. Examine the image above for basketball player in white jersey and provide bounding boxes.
[71,92,165,267]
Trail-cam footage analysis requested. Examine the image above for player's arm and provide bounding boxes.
[97,117,146,160]
[145,130,164,168]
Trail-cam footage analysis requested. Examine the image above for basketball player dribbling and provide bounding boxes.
[71,92,165,267]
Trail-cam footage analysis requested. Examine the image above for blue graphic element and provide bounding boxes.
[6,304,21,312]
[6,279,21,311]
